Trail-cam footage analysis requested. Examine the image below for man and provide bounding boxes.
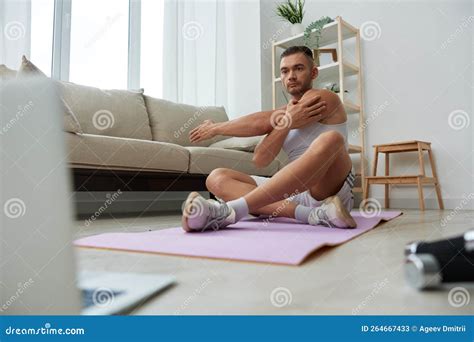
[182,46,357,232]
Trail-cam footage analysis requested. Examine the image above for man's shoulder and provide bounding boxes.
[301,88,343,111]
[302,88,346,123]
[303,88,340,103]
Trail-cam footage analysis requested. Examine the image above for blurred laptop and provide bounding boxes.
[0,77,174,315]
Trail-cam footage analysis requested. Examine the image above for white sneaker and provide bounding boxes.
[181,192,236,232]
[308,195,357,228]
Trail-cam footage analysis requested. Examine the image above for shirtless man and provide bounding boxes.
[182,46,357,232]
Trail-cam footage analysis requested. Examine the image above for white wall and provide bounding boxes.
[260,0,473,210]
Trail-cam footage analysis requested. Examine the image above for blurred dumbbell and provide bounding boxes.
[404,230,474,289]
[405,230,474,256]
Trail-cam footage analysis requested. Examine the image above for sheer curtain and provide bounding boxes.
[163,0,262,118]
[0,0,31,69]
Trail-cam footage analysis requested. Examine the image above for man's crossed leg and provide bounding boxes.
[182,130,357,232]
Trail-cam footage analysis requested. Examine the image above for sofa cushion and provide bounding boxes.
[61,82,152,140]
[185,147,281,176]
[0,64,17,80]
[208,136,264,152]
[15,56,83,134]
[66,133,189,172]
[144,96,229,147]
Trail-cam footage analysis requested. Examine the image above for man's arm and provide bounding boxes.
[213,108,282,136]
[253,125,290,169]
[189,106,286,143]
[252,90,344,168]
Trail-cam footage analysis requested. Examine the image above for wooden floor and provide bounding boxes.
[74,209,474,315]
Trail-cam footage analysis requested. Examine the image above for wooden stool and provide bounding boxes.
[363,140,444,210]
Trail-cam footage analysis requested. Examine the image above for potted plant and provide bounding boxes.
[322,82,349,94]
[303,16,334,49]
[275,0,305,36]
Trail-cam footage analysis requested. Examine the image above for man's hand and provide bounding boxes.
[285,93,327,129]
[189,119,216,143]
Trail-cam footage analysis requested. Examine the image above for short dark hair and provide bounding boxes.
[280,46,314,65]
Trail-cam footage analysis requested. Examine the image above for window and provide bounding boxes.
[27,0,164,91]
[140,0,164,97]
[30,0,55,76]
[69,0,129,89]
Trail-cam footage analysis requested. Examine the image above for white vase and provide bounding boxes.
[290,23,304,36]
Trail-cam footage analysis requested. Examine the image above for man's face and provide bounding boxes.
[280,53,317,97]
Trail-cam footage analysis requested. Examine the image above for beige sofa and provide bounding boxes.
[2,57,288,193]
[63,81,288,192]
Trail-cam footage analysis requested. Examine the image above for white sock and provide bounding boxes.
[295,205,313,224]
[227,197,249,222]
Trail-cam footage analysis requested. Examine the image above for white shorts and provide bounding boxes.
[250,169,355,212]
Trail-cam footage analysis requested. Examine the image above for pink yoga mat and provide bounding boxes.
[75,211,402,265]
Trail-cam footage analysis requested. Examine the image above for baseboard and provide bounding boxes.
[354,196,474,211]
[73,191,209,217]
[74,191,473,218]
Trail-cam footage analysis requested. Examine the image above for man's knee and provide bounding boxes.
[206,168,231,192]
[319,130,345,146]
[310,130,345,151]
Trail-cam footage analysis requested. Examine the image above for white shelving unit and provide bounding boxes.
[271,16,366,198]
